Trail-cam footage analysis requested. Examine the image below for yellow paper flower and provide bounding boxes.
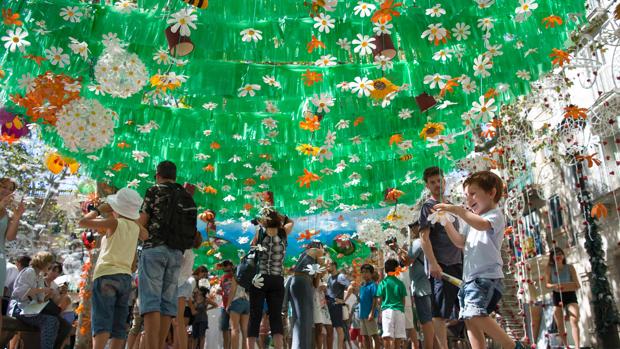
[419,122,445,140]
[296,143,321,156]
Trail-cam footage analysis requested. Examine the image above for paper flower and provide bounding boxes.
[471,96,497,121]
[167,8,197,37]
[68,37,89,60]
[311,93,335,113]
[315,54,337,67]
[94,46,148,98]
[304,264,326,276]
[423,74,450,89]
[374,55,394,71]
[373,21,393,35]
[59,6,83,23]
[426,4,446,17]
[55,98,116,153]
[428,210,456,226]
[313,13,335,33]
[336,38,350,50]
[349,77,374,97]
[240,28,263,42]
[2,27,30,53]
[356,218,383,245]
[238,84,261,97]
[451,23,470,41]
[45,47,70,67]
[352,34,376,56]
[353,2,376,17]
[421,23,448,45]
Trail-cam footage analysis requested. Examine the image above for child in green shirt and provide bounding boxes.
[375,259,407,349]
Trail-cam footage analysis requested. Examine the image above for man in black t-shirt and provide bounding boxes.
[418,167,463,349]
[138,161,184,349]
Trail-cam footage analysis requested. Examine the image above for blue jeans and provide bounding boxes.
[92,274,132,339]
[138,245,182,316]
[458,278,503,319]
[17,313,59,349]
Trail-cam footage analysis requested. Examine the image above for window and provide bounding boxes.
[549,195,563,230]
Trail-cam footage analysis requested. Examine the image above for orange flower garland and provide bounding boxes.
[76,253,93,337]
[10,71,81,126]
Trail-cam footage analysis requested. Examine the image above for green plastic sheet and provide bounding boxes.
[0,0,584,218]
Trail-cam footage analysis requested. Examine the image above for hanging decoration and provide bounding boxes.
[94,43,148,98]
[55,98,116,153]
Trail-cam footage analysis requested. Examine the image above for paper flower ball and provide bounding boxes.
[356,218,383,245]
[332,234,355,255]
[428,210,456,226]
[94,46,148,98]
[56,98,116,153]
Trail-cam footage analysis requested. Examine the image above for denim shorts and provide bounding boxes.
[458,278,503,320]
[92,274,132,339]
[229,298,250,315]
[177,279,194,300]
[414,294,433,324]
[138,245,183,317]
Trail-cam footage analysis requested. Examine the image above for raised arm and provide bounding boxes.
[435,204,491,231]
[78,210,118,234]
[5,201,25,241]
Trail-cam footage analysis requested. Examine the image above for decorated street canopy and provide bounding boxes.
[0,0,584,218]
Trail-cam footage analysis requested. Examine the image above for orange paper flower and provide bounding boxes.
[385,188,404,202]
[111,162,128,172]
[23,54,47,66]
[389,133,403,146]
[302,69,323,86]
[542,15,563,28]
[550,48,570,67]
[353,116,365,127]
[299,114,321,132]
[307,35,326,54]
[297,229,319,241]
[591,203,608,219]
[371,0,403,23]
[575,153,601,168]
[296,169,320,188]
[203,186,218,195]
[2,9,22,26]
[439,78,459,97]
[563,105,587,120]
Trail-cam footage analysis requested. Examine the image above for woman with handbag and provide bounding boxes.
[247,208,294,349]
[9,251,60,349]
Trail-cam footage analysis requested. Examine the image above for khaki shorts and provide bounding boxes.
[359,318,379,336]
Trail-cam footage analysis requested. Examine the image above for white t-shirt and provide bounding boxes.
[177,249,196,285]
[5,262,18,295]
[460,207,506,282]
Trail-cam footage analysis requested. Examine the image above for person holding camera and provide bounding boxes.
[247,208,294,349]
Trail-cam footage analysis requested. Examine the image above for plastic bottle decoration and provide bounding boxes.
[181,0,208,9]
[165,25,194,57]
[415,92,437,112]
[372,33,396,59]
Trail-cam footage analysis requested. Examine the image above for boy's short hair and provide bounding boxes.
[463,171,504,203]
[384,259,399,273]
[360,264,374,274]
[423,167,443,183]
[330,260,338,268]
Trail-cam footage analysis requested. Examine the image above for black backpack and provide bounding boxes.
[162,183,198,251]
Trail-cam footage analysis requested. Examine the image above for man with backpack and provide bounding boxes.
[138,161,198,349]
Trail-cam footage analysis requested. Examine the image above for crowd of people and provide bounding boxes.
[0,162,583,349]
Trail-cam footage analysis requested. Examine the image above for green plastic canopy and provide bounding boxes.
[0,0,584,218]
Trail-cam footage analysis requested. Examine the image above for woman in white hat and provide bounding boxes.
[78,187,149,349]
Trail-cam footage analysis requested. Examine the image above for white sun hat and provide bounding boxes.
[107,187,143,220]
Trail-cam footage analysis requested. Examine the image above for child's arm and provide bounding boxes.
[206,297,219,311]
[370,297,380,320]
[434,204,492,231]
[443,220,465,249]
[137,223,149,241]
[78,210,117,235]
